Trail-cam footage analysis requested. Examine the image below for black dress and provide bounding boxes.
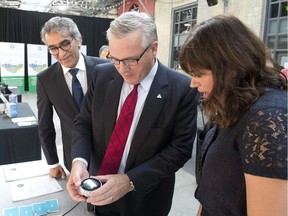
[196,88,287,215]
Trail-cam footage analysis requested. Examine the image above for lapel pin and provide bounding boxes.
[157,94,162,99]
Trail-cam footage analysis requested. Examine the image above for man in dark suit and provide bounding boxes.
[37,16,107,179]
[67,12,198,216]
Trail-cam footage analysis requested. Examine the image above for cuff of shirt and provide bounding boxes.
[72,157,88,167]
[48,163,60,169]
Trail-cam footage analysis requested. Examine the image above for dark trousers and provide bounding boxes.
[88,203,121,216]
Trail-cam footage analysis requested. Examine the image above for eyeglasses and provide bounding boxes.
[107,45,151,66]
[48,38,74,55]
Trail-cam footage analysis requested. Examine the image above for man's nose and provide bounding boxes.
[58,47,67,55]
[117,61,129,71]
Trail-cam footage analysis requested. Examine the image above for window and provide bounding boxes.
[171,4,197,69]
[264,0,288,68]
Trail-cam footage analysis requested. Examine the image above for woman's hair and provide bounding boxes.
[179,15,287,128]
[106,11,158,48]
[99,45,109,56]
[40,16,82,44]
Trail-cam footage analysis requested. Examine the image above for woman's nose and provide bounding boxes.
[190,77,199,88]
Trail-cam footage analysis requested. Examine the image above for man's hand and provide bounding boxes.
[87,174,133,206]
[49,165,67,179]
[66,160,89,202]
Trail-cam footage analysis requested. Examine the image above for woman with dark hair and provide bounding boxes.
[179,15,287,216]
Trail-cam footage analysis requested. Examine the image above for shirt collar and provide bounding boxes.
[139,59,158,92]
[62,52,85,75]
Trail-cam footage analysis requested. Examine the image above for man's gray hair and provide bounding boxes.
[40,16,82,44]
[107,12,158,48]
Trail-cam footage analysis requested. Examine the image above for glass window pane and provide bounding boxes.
[180,10,188,22]
[176,12,180,22]
[279,18,287,33]
[277,35,288,49]
[270,3,279,18]
[269,20,277,33]
[187,9,192,21]
[280,2,288,17]
[174,24,179,34]
[179,34,189,46]
[267,36,276,49]
[192,7,197,19]
[180,22,189,33]
[173,47,180,61]
[174,35,179,45]
[280,55,288,68]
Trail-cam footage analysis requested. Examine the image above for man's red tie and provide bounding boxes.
[98,84,139,175]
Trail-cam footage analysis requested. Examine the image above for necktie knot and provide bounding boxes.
[69,68,79,78]
[133,84,139,90]
[131,84,139,96]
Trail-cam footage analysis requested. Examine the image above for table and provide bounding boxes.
[0,161,94,216]
[0,103,41,165]
[0,86,22,103]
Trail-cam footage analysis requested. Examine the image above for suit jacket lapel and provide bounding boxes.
[126,63,168,169]
[103,72,123,145]
[83,55,93,81]
[54,63,79,113]
[60,55,94,112]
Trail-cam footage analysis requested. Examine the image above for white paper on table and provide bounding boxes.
[11,116,37,123]
[8,175,62,202]
[3,160,49,182]
[17,121,37,126]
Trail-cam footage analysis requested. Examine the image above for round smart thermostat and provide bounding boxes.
[80,177,102,197]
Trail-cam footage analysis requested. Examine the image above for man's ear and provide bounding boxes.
[75,38,82,49]
[151,41,158,58]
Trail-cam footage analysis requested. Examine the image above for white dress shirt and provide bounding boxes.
[118,60,158,173]
[62,52,88,95]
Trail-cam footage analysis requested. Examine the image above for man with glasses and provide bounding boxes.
[37,16,107,179]
[67,12,198,216]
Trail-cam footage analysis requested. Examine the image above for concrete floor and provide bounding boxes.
[22,91,200,216]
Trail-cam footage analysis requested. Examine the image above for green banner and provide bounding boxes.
[28,75,37,93]
[1,76,25,93]
[27,44,48,93]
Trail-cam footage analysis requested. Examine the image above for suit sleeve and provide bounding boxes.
[70,69,97,163]
[37,75,59,165]
[71,63,113,165]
